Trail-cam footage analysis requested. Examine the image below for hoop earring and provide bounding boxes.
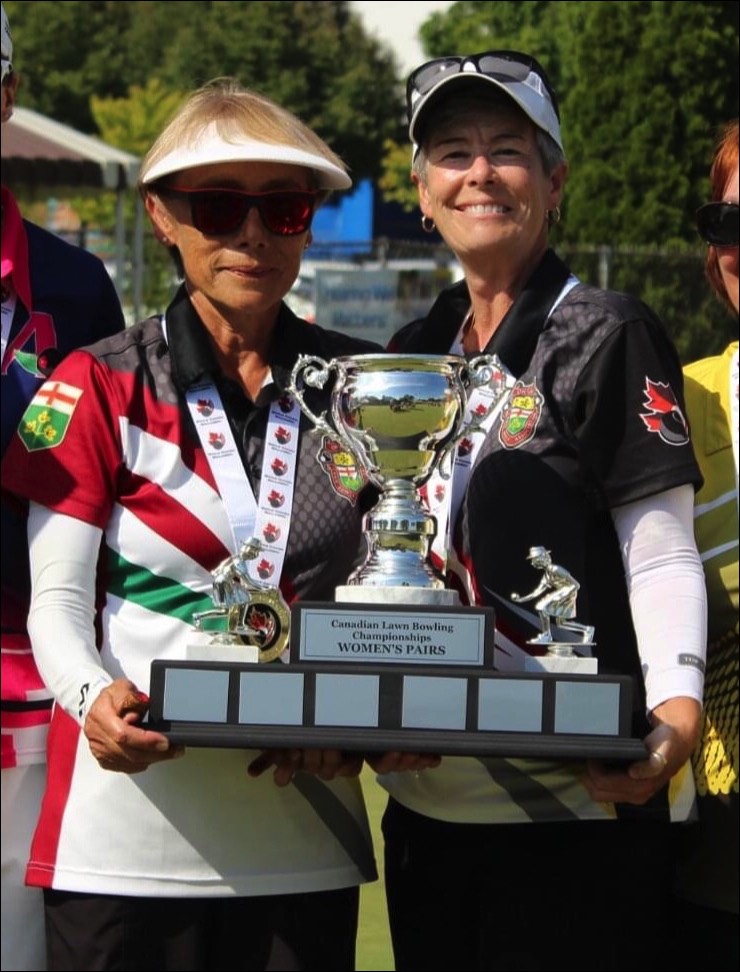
[548,207,561,226]
[421,215,436,234]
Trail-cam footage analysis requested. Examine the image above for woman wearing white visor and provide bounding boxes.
[3,79,383,971]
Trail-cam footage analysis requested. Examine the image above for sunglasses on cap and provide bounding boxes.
[406,49,560,123]
[157,186,318,237]
[695,202,739,248]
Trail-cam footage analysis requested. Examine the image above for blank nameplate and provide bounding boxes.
[554,681,620,735]
[315,674,380,727]
[238,671,305,726]
[478,679,543,732]
[148,659,646,761]
[402,675,467,730]
[162,668,229,723]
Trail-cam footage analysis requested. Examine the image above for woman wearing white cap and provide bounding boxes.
[3,79,382,970]
[371,51,708,970]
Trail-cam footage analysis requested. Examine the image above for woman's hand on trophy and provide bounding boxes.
[582,696,701,804]
[363,751,442,774]
[248,748,364,786]
[84,677,186,774]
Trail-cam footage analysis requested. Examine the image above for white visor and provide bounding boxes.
[141,122,351,190]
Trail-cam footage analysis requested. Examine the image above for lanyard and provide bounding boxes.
[425,354,514,571]
[163,316,300,586]
[427,275,580,574]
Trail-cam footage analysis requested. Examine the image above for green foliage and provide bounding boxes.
[59,79,188,313]
[5,1,145,130]
[378,139,418,211]
[90,78,185,158]
[5,0,404,181]
[556,1,739,246]
[420,0,559,68]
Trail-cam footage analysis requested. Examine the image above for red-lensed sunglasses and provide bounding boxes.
[157,186,318,237]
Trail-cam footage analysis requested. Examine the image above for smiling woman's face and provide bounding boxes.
[416,102,565,272]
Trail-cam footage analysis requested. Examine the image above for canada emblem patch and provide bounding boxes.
[639,378,690,446]
[17,381,83,452]
[318,436,367,505]
[498,380,543,449]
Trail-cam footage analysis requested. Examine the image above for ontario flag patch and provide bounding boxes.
[318,436,367,505]
[17,380,83,452]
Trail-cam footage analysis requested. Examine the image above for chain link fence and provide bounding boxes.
[59,229,734,365]
[304,238,734,364]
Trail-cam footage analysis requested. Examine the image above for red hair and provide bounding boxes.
[705,119,739,308]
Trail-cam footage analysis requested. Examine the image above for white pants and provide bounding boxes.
[1,762,47,971]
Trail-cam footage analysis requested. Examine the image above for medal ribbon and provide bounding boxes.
[163,317,299,586]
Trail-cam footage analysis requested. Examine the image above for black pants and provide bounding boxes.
[44,885,359,971]
[382,798,677,972]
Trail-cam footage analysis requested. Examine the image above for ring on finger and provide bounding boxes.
[650,750,668,769]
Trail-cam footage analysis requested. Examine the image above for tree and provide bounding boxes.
[4,0,404,180]
[555,1,738,246]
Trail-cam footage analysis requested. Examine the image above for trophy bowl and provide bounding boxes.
[289,353,496,601]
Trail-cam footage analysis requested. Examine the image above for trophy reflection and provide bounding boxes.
[289,352,502,606]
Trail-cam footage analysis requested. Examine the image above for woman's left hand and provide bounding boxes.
[247,748,364,786]
[583,696,701,805]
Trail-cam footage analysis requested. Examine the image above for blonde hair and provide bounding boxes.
[139,77,346,198]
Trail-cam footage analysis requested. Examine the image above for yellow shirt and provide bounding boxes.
[677,341,738,913]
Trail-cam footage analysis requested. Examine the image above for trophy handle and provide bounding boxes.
[288,355,337,436]
[289,354,369,472]
[435,354,507,480]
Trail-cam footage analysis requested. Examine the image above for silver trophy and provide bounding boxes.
[288,353,501,605]
[190,537,290,663]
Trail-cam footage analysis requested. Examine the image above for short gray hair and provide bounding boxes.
[411,93,566,185]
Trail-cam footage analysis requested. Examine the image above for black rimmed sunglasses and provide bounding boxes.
[156,187,318,237]
[406,50,560,123]
[695,202,739,247]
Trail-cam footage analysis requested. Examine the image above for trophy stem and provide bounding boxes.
[345,480,449,593]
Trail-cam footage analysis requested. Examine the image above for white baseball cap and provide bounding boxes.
[407,50,563,155]
[141,120,352,190]
[1,2,13,84]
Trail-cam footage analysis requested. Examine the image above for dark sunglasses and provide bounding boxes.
[157,187,317,237]
[695,202,739,247]
[406,49,560,122]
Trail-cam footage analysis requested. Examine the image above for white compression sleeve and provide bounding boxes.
[27,502,113,724]
[610,484,707,713]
